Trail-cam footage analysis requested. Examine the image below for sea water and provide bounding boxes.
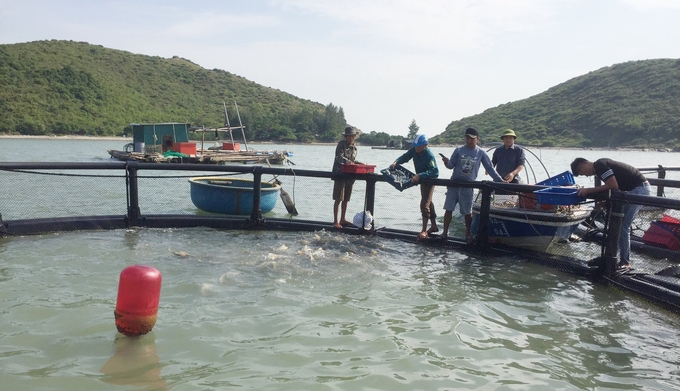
[1,138,680,390]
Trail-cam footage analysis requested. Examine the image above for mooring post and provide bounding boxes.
[603,198,625,277]
[250,168,263,223]
[657,165,666,197]
[364,177,377,230]
[126,161,141,226]
[0,213,7,235]
[476,184,492,250]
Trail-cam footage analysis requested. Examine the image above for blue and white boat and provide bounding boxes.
[189,177,280,215]
[471,194,590,250]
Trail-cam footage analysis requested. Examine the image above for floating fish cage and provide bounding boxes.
[2,162,680,313]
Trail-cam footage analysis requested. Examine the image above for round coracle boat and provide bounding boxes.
[189,176,280,215]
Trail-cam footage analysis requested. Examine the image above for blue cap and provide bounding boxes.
[413,134,428,147]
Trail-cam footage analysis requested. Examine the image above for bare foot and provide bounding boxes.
[333,223,342,229]
[339,220,352,226]
[417,231,428,239]
[427,226,439,234]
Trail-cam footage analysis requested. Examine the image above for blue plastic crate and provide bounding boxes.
[533,187,585,205]
[381,164,417,192]
[536,171,575,186]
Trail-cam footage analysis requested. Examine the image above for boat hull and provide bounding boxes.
[471,201,590,250]
[108,149,291,165]
[189,177,280,215]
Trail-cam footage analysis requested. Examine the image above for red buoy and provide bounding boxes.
[114,265,162,336]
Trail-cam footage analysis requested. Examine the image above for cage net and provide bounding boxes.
[0,168,128,221]
[1,165,679,278]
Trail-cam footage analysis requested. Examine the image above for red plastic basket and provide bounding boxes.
[518,193,555,210]
[341,164,376,174]
[642,222,680,251]
[658,220,680,237]
[661,214,680,224]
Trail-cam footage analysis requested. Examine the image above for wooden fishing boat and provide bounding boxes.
[108,147,291,165]
[189,177,280,215]
[108,103,293,165]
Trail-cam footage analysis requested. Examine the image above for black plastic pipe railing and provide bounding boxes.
[3,162,680,252]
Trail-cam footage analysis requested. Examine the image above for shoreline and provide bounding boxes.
[0,134,674,151]
[0,134,131,141]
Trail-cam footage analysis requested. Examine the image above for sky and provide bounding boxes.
[2,0,680,138]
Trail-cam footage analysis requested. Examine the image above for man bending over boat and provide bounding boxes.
[389,134,439,240]
[441,127,503,243]
[332,126,363,229]
[571,157,651,270]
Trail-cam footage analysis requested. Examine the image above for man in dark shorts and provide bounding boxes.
[390,134,439,239]
[332,126,362,228]
[571,157,651,269]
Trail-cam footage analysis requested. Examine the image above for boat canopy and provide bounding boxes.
[131,123,190,149]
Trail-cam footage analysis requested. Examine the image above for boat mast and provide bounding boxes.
[223,102,236,145]
[234,101,249,151]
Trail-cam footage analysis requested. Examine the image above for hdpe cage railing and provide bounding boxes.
[2,162,680,312]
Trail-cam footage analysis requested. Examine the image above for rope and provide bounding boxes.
[290,168,296,200]
[362,181,371,231]
[289,168,297,220]
[262,159,297,219]
[600,202,612,259]
[124,161,131,215]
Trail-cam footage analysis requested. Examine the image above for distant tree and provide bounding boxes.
[316,103,346,142]
[407,119,419,141]
[357,130,393,146]
[269,125,297,141]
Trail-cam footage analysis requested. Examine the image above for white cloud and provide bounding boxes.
[619,0,680,10]
[166,13,281,39]
[2,0,680,137]
[271,0,570,51]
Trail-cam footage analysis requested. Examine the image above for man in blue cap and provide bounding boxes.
[440,127,503,243]
[390,134,439,239]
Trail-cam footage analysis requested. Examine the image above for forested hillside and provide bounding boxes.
[3,41,680,148]
[431,59,680,149]
[0,40,346,142]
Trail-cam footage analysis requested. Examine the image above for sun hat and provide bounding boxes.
[343,126,357,136]
[500,129,517,139]
[465,127,478,138]
[412,134,428,147]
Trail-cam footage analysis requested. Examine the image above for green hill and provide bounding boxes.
[432,59,680,149]
[3,41,680,148]
[0,40,346,142]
